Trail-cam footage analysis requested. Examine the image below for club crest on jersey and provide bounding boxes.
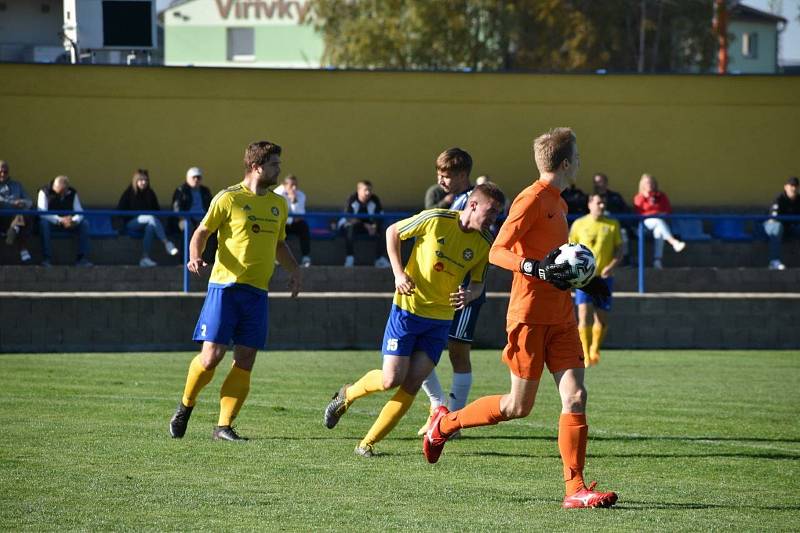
[271,206,280,216]
[437,237,445,245]
[243,204,252,211]
[463,248,474,261]
[251,224,261,233]
[434,262,444,272]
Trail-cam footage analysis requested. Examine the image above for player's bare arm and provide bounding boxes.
[187,224,211,274]
[385,222,415,295]
[275,240,302,297]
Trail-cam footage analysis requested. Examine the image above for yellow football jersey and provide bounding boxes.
[202,182,287,291]
[394,209,493,320]
[568,215,622,275]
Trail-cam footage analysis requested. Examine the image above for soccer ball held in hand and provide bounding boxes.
[554,243,596,289]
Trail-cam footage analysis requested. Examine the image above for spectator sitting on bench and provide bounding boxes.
[593,172,632,263]
[424,183,450,209]
[171,166,212,234]
[633,173,686,269]
[338,180,390,267]
[561,182,589,218]
[0,160,33,263]
[764,176,800,270]
[116,169,178,267]
[37,175,91,267]
[273,174,312,267]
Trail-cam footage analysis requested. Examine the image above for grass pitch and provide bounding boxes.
[1,350,798,531]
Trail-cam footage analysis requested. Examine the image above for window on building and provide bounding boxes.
[742,32,758,59]
[227,28,255,62]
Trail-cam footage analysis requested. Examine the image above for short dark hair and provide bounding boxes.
[357,180,372,188]
[472,182,505,207]
[436,148,473,176]
[244,141,282,170]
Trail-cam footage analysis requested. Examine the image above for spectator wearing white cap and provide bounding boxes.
[171,166,212,235]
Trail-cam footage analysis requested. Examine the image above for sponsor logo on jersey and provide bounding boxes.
[243,204,252,211]
[437,237,445,244]
[248,215,277,222]
[435,249,465,269]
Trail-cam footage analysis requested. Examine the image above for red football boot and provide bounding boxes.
[562,481,618,509]
[422,405,450,464]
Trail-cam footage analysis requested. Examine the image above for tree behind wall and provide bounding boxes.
[310,0,716,73]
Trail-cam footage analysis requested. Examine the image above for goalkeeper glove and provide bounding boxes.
[580,277,611,306]
[520,248,572,290]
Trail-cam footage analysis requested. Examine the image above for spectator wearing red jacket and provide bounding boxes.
[633,174,685,269]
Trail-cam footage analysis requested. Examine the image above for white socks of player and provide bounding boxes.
[420,370,445,409]
[421,370,474,411]
[447,372,473,411]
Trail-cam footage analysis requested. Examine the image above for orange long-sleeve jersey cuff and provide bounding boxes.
[489,244,523,273]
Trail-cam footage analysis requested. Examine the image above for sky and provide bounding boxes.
[155,0,800,66]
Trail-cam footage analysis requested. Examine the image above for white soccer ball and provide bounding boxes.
[554,242,596,289]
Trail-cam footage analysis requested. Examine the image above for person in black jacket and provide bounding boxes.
[117,169,178,267]
[593,172,632,263]
[337,180,390,267]
[763,176,800,270]
[37,175,91,266]
[561,183,588,217]
[171,166,212,234]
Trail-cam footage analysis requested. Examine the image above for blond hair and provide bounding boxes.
[532,127,576,173]
[638,173,658,195]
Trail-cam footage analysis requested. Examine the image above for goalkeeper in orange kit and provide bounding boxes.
[422,128,617,509]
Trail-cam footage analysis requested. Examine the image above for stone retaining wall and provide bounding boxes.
[1,292,797,353]
[2,265,799,293]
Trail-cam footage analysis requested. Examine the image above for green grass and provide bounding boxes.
[1,350,798,531]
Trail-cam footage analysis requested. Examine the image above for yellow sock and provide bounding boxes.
[359,387,416,448]
[181,354,215,407]
[578,327,591,363]
[590,323,607,360]
[345,369,384,404]
[218,365,251,427]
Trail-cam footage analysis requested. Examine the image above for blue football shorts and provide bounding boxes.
[193,283,269,349]
[574,276,614,311]
[381,305,452,364]
[448,291,485,343]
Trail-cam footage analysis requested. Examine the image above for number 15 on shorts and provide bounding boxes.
[386,338,398,352]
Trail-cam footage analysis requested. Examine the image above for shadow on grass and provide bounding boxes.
[463,450,799,461]
[618,500,800,511]
[467,434,800,445]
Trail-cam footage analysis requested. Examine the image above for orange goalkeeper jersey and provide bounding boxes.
[489,179,574,325]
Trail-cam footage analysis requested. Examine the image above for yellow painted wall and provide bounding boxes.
[1,63,798,208]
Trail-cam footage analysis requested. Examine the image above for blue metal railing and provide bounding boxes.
[4,208,412,292]
[4,208,799,294]
[598,213,800,293]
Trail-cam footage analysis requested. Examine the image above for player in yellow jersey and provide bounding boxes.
[568,194,623,367]
[169,141,302,441]
[323,183,505,457]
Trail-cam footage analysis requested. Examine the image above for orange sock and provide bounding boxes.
[439,395,508,435]
[558,413,588,496]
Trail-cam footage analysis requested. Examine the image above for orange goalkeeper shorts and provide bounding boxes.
[501,321,584,381]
